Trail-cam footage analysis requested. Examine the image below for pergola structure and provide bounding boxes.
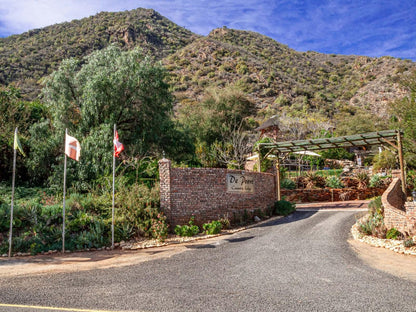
[256,130,405,200]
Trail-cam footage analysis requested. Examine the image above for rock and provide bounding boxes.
[2,254,7,257]
[254,216,261,222]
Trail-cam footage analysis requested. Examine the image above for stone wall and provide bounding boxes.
[382,178,416,235]
[404,202,416,236]
[159,159,276,227]
[282,187,386,203]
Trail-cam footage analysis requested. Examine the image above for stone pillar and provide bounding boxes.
[159,158,172,225]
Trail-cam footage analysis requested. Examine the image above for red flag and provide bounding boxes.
[114,130,124,157]
[65,133,81,161]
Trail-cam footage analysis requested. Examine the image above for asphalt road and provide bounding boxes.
[1,210,416,312]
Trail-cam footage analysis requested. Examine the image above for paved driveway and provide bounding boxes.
[1,209,416,312]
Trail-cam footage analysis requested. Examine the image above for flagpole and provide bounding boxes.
[62,129,67,253]
[112,124,116,249]
[8,127,18,258]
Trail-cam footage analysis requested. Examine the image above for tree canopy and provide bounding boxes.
[29,44,192,189]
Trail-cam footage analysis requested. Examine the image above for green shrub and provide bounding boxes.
[369,174,383,188]
[357,202,386,238]
[150,212,169,242]
[386,228,403,240]
[218,217,231,229]
[174,216,200,237]
[355,171,369,189]
[274,200,296,216]
[202,220,223,235]
[281,178,296,189]
[372,150,397,172]
[116,182,160,237]
[404,238,415,248]
[325,176,344,188]
[368,196,383,215]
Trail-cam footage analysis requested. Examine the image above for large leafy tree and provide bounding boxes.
[31,44,191,189]
[390,70,416,168]
[178,87,256,167]
[0,86,47,183]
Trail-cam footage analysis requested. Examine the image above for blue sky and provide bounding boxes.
[0,0,414,61]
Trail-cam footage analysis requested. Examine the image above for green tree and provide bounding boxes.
[390,70,416,168]
[372,150,397,172]
[0,86,47,183]
[32,44,191,189]
[333,110,387,136]
[178,87,255,167]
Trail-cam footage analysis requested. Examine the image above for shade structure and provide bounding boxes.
[257,130,401,153]
[257,129,406,195]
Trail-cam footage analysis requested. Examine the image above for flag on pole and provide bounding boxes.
[14,130,26,157]
[114,130,124,157]
[65,133,81,161]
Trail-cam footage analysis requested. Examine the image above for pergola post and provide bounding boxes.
[397,131,406,194]
[276,153,281,201]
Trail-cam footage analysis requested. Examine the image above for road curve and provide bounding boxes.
[1,210,416,312]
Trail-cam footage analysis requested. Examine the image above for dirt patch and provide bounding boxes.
[0,221,263,277]
[0,245,189,277]
[349,239,416,283]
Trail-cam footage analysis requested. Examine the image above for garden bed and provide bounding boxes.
[282,187,387,203]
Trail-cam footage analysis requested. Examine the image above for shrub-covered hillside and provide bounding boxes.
[0,8,198,99]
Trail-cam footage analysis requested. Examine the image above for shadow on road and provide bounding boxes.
[225,236,255,243]
[185,244,217,249]
[257,210,317,228]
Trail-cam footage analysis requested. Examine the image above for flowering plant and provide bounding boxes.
[151,212,169,242]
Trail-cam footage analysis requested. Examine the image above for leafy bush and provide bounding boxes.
[174,216,200,237]
[116,182,160,237]
[369,174,383,188]
[281,178,296,189]
[274,200,296,216]
[304,171,326,189]
[368,196,383,216]
[355,171,369,189]
[150,212,169,242]
[1,182,164,254]
[372,150,397,172]
[404,238,415,248]
[386,228,403,240]
[325,176,344,188]
[358,197,386,238]
[218,217,231,229]
[202,220,223,235]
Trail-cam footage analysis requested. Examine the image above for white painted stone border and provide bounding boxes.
[352,215,416,256]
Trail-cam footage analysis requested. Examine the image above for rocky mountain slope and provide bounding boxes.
[0,8,414,121]
[0,8,198,99]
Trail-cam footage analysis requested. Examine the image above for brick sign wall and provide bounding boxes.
[159,159,276,227]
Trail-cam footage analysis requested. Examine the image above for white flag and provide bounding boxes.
[65,133,81,161]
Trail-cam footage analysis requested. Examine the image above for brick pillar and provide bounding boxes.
[159,158,172,225]
[405,202,416,235]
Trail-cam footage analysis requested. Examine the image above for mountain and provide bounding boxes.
[164,27,414,120]
[0,8,414,121]
[0,8,198,99]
